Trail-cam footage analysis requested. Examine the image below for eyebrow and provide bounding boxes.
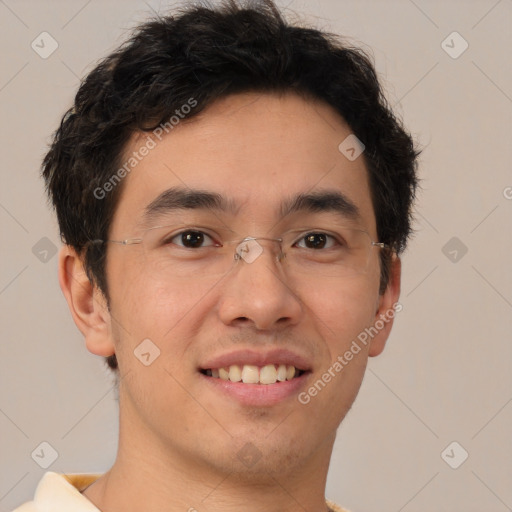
[141,186,361,226]
[280,190,361,222]
[141,187,237,226]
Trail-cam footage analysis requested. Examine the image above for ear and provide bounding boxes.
[368,254,401,357]
[58,245,115,358]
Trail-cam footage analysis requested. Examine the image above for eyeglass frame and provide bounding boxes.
[90,225,391,278]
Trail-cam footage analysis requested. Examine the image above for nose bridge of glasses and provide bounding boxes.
[233,236,284,264]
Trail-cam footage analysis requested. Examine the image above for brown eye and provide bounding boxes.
[171,231,215,248]
[305,233,326,249]
[296,233,335,250]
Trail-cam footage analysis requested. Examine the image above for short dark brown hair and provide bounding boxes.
[42,0,419,372]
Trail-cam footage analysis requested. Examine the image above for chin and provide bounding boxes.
[201,422,331,481]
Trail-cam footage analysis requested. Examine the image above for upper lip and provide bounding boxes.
[199,348,312,372]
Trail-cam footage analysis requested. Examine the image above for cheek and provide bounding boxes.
[295,278,379,422]
[296,276,379,353]
[108,263,214,368]
[110,254,187,324]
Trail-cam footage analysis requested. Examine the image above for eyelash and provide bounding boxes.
[167,230,218,247]
[167,230,340,249]
[294,233,339,250]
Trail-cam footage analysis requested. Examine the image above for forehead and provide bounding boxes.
[111,91,376,234]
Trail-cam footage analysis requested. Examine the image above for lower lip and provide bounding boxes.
[199,372,310,407]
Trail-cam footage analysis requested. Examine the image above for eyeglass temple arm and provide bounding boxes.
[89,238,143,246]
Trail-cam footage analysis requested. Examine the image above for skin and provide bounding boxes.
[59,91,401,512]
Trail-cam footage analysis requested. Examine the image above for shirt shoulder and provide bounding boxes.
[326,498,352,512]
[11,473,350,512]
[10,472,103,512]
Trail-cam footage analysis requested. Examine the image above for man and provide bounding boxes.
[13,0,418,510]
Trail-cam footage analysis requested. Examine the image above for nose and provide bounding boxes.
[217,237,303,331]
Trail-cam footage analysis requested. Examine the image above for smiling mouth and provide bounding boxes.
[200,364,306,385]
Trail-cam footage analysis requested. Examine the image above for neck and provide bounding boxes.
[85,462,331,512]
[83,417,334,512]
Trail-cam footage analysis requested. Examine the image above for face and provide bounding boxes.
[97,92,399,480]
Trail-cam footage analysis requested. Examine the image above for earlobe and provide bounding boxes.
[58,246,115,358]
[368,254,401,357]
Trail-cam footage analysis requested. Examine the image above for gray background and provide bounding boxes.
[1,0,511,511]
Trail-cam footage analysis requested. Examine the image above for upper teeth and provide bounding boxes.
[208,364,297,384]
